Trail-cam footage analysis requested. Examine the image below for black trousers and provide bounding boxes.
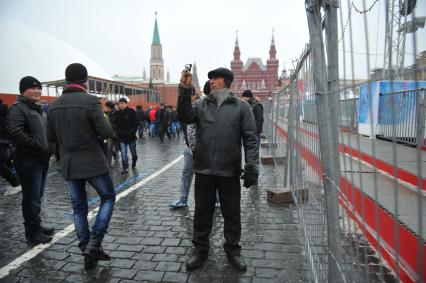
[14,158,48,235]
[158,125,170,142]
[193,173,241,256]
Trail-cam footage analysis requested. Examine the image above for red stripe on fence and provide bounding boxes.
[340,178,424,283]
[340,144,426,192]
[274,123,425,283]
[274,118,426,191]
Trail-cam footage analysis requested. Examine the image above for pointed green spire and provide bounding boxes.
[152,12,161,45]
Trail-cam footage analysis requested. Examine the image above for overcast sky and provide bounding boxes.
[0,0,425,92]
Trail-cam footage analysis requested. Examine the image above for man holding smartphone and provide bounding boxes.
[177,67,259,272]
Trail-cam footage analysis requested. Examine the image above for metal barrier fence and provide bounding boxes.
[303,98,359,132]
[262,1,425,282]
[378,88,426,146]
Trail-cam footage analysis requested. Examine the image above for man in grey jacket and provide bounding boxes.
[177,67,259,272]
[47,63,115,270]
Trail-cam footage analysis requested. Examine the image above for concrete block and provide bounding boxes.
[260,142,277,148]
[267,187,308,204]
[260,156,286,165]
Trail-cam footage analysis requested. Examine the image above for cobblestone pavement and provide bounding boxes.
[0,135,309,283]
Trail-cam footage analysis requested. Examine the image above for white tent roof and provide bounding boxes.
[0,17,111,94]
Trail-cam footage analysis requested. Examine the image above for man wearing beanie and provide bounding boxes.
[47,63,115,269]
[177,67,259,272]
[241,89,264,151]
[6,76,54,244]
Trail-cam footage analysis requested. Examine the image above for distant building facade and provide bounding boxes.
[230,33,280,99]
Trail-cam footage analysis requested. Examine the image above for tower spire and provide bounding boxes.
[150,12,164,82]
[235,30,239,47]
[152,11,161,45]
[269,29,276,60]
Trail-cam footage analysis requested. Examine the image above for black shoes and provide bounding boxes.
[83,234,111,270]
[121,168,129,174]
[84,254,98,270]
[41,226,55,236]
[131,161,137,169]
[185,252,247,271]
[227,254,247,271]
[84,234,111,261]
[186,252,207,270]
[26,232,52,244]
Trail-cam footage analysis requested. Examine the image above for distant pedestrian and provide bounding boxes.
[156,103,171,143]
[148,106,158,137]
[104,101,119,167]
[47,63,115,269]
[169,106,179,137]
[7,76,54,244]
[241,90,264,150]
[115,98,138,173]
[135,105,146,138]
[177,67,259,271]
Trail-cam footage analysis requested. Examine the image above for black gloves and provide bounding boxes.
[241,164,259,188]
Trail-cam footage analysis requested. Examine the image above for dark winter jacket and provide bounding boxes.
[135,109,145,122]
[156,108,170,128]
[114,107,138,143]
[170,110,178,122]
[47,87,113,179]
[248,98,264,134]
[177,85,259,177]
[6,95,52,165]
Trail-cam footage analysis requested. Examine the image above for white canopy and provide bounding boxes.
[0,17,111,94]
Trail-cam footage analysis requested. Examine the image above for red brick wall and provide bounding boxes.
[0,93,57,106]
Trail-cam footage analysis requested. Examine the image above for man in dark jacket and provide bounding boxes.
[115,98,138,173]
[177,67,259,271]
[6,76,54,244]
[47,63,115,270]
[135,105,145,138]
[241,89,264,150]
[156,103,171,143]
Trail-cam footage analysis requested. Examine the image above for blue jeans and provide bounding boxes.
[66,172,116,251]
[14,158,48,235]
[120,141,138,169]
[149,121,158,137]
[180,145,194,202]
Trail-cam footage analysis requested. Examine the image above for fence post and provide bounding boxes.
[306,0,342,282]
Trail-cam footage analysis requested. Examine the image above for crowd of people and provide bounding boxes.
[0,62,264,272]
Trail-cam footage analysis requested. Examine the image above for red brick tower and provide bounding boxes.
[266,30,279,95]
[230,32,243,95]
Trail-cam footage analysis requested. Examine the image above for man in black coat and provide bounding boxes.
[156,103,171,143]
[241,89,264,150]
[47,63,115,269]
[115,98,138,173]
[177,67,259,272]
[7,76,54,244]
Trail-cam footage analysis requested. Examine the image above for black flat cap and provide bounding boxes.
[207,67,234,83]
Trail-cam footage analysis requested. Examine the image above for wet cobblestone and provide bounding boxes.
[0,136,308,282]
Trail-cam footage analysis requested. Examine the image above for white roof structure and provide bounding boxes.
[243,58,266,72]
[0,17,111,94]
